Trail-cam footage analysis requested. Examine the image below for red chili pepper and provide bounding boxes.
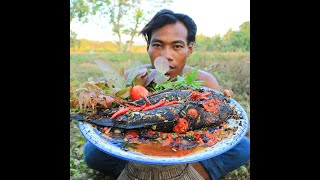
[131,103,147,111]
[190,91,201,99]
[162,101,179,106]
[142,99,165,111]
[190,91,212,101]
[201,92,212,97]
[125,103,147,111]
[110,108,129,119]
[199,92,212,100]
[142,94,152,105]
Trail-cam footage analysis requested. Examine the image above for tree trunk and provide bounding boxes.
[118,33,124,52]
[126,36,134,52]
[73,40,77,53]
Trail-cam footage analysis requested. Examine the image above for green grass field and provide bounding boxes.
[70,51,250,180]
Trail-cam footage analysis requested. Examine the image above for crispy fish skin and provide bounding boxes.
[132,86,228,106]
[71,105,183,131]
[179,101,233,131]
[70,98,234,132]
[133,89,192,106]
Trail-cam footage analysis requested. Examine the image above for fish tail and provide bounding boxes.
[87,118,115,127]
[70,113,86,121]
[70,114,115,127]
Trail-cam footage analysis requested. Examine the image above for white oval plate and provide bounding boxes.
[78,88,249,165]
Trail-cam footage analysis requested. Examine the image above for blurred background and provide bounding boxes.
[70,0,250,179]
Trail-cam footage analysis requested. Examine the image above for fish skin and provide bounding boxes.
[70,98,235,133]
[131,86,227,106]
[132,89,192,106]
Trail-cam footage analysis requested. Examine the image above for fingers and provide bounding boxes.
[223,89,234,98]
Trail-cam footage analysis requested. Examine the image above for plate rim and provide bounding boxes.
[78,88,249,165]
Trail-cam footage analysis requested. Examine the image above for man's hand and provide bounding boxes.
[223,89,234,98]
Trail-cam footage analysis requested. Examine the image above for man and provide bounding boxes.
[83,9,250,180]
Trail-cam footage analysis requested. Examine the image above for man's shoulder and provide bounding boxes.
[184,66,220,90]
[184,66,214,79]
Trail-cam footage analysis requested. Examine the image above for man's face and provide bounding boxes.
[147,21,194,80]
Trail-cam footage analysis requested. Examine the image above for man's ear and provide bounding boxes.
[187,42,194,57]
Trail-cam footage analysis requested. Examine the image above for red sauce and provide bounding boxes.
[133,142,205,157]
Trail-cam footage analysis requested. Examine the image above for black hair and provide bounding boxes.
[139,9,197,46]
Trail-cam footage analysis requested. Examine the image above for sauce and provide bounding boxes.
[133,142,205,157]
[98,120,238,157]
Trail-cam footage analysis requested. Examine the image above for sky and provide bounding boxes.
[70,0,250,45]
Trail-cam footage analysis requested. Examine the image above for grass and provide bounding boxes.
[70,51,250,179]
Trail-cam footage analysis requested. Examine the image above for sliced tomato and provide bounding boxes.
[173,118,189,133]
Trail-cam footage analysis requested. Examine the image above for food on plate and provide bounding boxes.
[71,86,242,153]
[70,86,239,133]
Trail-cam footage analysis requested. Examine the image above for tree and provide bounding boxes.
[70,30,80,52]
[223,28,234,41]
[239,21,250,51]
[222,29,234,52]
[221,21,250,52]
[70,0,172,52]
[239,21,250,33]
[211,34,222,51]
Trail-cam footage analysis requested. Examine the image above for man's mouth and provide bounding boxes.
[165,66,175,74]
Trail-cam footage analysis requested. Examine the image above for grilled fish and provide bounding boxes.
[70,86,237,133]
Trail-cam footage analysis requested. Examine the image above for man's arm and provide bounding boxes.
[197,70,221,91]
[190,67,234,97]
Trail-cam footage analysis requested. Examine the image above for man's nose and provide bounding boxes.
[161,47,173,61]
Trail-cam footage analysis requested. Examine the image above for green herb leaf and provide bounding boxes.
[115,86,131,98]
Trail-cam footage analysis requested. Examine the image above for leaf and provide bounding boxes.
[97,94,115,108]
[154,71,169,84]
[191,66,199,81]
[134,76,143,86]
[94,59,125,89]
[104,86,120,97]
[70,80,79,87]
[154,56,169,74]
[133,68,148,86]
[155,81,174,90]
[144,69,157,87]
[176,75,185,82]
[120,68,125,76]
[173,75,185,87]
[185,67,200,85]
[115,86,131,98]
[125,60,142,87]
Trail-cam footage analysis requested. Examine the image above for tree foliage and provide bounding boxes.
[70,30,81,52]
[195,21,250,52]
[70,0,173,52]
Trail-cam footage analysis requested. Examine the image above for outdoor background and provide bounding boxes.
[70,0,250,179]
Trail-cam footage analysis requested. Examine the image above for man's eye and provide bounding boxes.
[174,45,183,49]
[152,44,161,47]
